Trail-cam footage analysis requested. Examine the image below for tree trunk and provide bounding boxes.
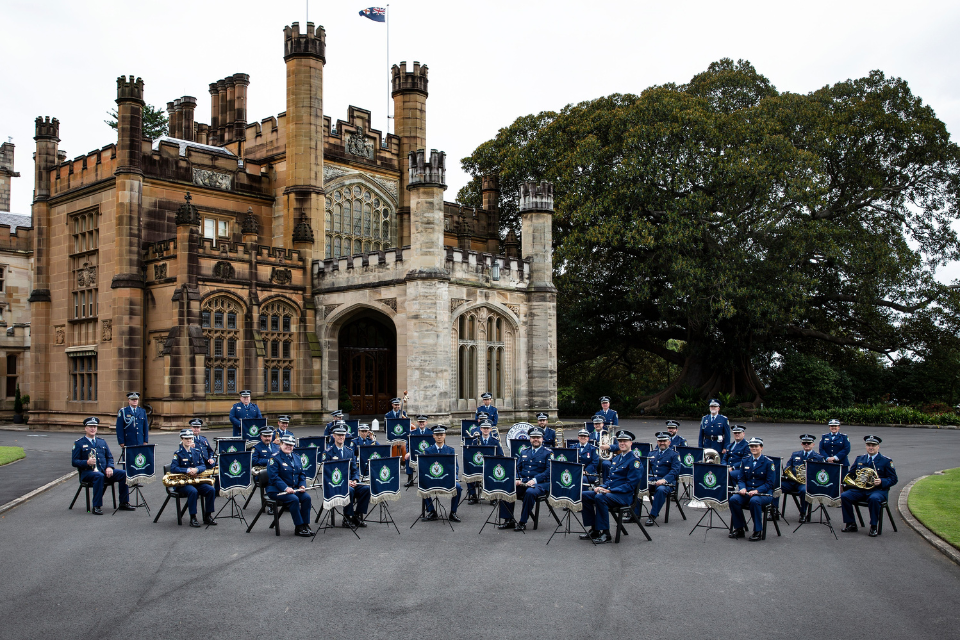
[637,352,764,412]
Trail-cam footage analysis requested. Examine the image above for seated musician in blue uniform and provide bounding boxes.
[497,427,551,532]
[189,418,216,470]
[267,434,314,537]
[71,417,135,515]
[782,434,825,522]
[323,425,371,528]
[728,437,776,541]
[841,435,898,537]
[724,424,751,484]
[571,428,599,482]
[665,420,685,450]
[645,431,681,526]
[170,429,217,527]
[476,392,499,426]
[819,418,851,473]
[579,430,644,544]
[594,396,618,426]
[466,420,503,505]
[420,425,463,523]
[385,398,407,421]
[588,415,613,478]
[404,414,433,487]
[274,415,294,442]
[699,398,731,455]
[352,423,377,456]
[252,428,278,467]
[229,390,263,438]
[115,391,149,450]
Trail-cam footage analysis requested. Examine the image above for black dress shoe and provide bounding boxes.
[449,513,462,523]
[295,525,315,537]
[403,477,415,488]
[190,516,201,528]
[579,529,597,540]
[354,516,367,528]
[466,497,479,505]
[729,528,745,539]
[645,517,656,526]
[841,523,858,533]
[266,506,275,515]
[118,503,136,511]
[423,511,439,522]
[869,526,879,537]
[514,522,526,532]
[749,531,763,541]
[91,507,103,515]
[203,515,217,526]
[594,531,612,544]
[497,519,516,530]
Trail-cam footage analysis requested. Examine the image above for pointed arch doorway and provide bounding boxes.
[338,313,397,416]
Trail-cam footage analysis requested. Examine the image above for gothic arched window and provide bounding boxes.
[324,185,394,259]
[456,309,510,404]
[203,296,243,395]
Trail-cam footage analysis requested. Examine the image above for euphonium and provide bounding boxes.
[554,420,565,448]
[598,429,613,460]
[703,448,722,465]
[162,468,217,487]
[842,467,878,490]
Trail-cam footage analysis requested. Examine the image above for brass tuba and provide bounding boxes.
[703,448,722,465]
[843,466,878,490]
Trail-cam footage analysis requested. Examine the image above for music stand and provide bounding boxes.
[478,456,517,535]
[688,462,730,540]
[314,459,360,540]
[117,444,155,515]
[795,461,840,539]
[411,453,457,532]
[545,459,588,545]
[368,456,402,535]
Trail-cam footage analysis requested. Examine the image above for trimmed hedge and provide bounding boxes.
[651,402,959,426]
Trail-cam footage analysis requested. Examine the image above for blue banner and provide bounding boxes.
[636,457,649,494]
[215,437,245,455]
[408,433,434,468]
[768,456,783,495]
[294,446,319,484]
[677,446,704,477]
[463,444,496,482]
[510,438,531,458]
[385,418,410,443]
[692,462,728,505]
[321,458,352,510]
[241,418,267,442]
[359,444,392,478]
[460,419,479,440]
[124,444,155,483]
[550,447,579,463]
[341,420,360,437]
[806,461,842,502]
[565,438,580,448]
[417,453,457,497]
[632,442,652,457]
[219,450,253,496]
[369,456,401,505]
[298,436,326,449]
[482,455,516,501]
[548,459,583,511]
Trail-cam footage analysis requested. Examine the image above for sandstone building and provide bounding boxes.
[28,20,557,429]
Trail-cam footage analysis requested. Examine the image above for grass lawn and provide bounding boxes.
[0,446,25,466]
[909,468,960,550]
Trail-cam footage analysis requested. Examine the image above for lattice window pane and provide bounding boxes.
[283,316,291,332]
[271,369,280,392]
[214,368,224,394]
[227,368,236,394]
[271,316,279,332]
[271,340,279,358]
[260,314,267,331]
[214,312,223,328]
[283,341,291,358]
[227,339,236,358]
[282,369,291,392]
[227,313,236,330]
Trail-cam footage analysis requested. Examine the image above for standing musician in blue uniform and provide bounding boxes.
[497,427,551,532]
[782,434,825,522]
[724,425,751,484]
[841,435,898,537]
[571,428,599,482]
[71,417,135,515]
[698,399,731,455]
[594,396,618,426]
[229,390,263,438]
[819,418,851,474]
[535,413,557,447]
[728,437,776,541]
[115,392,149,450]
[385,397,407,421]
[252,428,278,467]
[324,410,344,436]
[403,414,433,487]
[420,425,463,523]
[267,434,315,537]
[579,430,644,543]
[665,420,685,450]
[274,415,294,442]
[323,425,371,528]
[170,429,217,527]
[645,432,681,526]
[476,392,499,426]
[466,420,503,504]
[189,418,216,470]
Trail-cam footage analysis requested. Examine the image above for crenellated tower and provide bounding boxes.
[392,61,428,248]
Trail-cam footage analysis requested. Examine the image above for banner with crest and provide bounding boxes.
[460,419,479,440]
[805,461,843,507]
[408,433,433,470]
[550,447,579,464]
[768,455,784,500]
[321,459,352,510]
[632,442,652,458]
[692,462,729,511]
[241,418,267,443]
[216,437,245,456]
[481,455,517,503]
[463,445,496,483]
[417,453,458,499]
[677,446,704,480]
[124,444,157,486]
[369,456,402,505]
[297,436,326,450]
[547,459,583,512]
[359,444,392,479]
[510,438,531,459]
[218,450,253,498]
[385,418,410,443]
[293,446,319,484]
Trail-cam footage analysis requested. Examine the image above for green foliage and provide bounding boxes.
[557,347,681,415]
[459,59,960,407]
[20,394,28,406]
[338,386,354,414]
[756,404,960,426]
[909,468,960,550]
[104,104,169,140]
[766,353,854,410]
[13,385,21,414]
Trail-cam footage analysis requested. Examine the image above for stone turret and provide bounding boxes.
[392,61,429,247]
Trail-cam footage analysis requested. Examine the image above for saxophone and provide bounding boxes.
[163,468,218,487]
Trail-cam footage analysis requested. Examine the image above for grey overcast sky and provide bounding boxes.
[2,0,959,280]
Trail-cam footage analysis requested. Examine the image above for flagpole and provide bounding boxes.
[386,4,391,135]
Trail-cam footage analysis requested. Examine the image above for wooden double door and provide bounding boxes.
[339,316,396,416]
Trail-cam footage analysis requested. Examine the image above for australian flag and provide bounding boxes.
[359,7,386,22]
